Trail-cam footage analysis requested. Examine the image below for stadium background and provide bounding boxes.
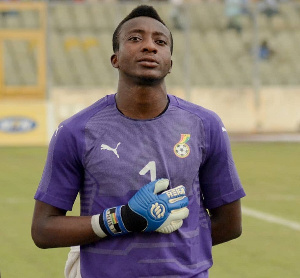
[0,0,299,277]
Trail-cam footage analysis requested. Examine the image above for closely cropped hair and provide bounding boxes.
[112,5,173,54]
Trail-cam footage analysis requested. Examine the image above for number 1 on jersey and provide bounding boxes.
[139,161,156,182]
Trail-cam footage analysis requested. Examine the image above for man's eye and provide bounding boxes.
[156,40,167,45]
[129,37,141,41]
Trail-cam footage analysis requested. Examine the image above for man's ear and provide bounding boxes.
[111,53,119,68]
[168,59,173,74]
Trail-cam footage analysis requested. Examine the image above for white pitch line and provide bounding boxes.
[243,206,300,231]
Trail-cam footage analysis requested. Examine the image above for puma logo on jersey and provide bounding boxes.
[101,142,121,158]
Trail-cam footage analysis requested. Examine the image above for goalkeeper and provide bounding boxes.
[32,5,245,278]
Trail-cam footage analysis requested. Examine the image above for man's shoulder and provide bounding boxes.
[169,95,221,123]
[61,94,113,129]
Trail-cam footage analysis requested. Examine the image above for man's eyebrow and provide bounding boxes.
[153,31,169,39]
[127,29,169,39]
[127,28,145,34]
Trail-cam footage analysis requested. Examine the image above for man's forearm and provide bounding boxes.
[211,216,242,246]
[32,215,100,249]
[209,200,243,246]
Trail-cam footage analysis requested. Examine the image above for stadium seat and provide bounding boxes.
[288,13,300,31]
[9,40,37,85]
[240,14,253,32]
[82,33,110,86]
[223,31,245,57]
[40,2,300,87]
[0,13,4,28]
[168,31,185,86]
[3,41,22,86]
[63,32,97,86]
[50,32,78,86]
[280,3,300,30]
[257,14,270,32]
[270,14,286,32]
[274,31,295,61]
[72,4,93,31]
[235,54,252,86]
[2,10,22,29]
[293,31,300,45]
[260,59,277,85]
[88,3,115,31]
[119,2,141,22]
[97,32,117,86]
[209,2,227,30]
[276,63,297,85]
[154,3,173,29]
[21,10,40,29]
[189,32,212,85]
[185,4,199,30]
[50,4,74,31]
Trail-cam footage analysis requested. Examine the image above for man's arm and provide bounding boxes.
[209,199,242,246]
[31,200,99,249]
[32,179,189,249]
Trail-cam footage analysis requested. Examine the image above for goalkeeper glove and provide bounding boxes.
[91,179,189,237]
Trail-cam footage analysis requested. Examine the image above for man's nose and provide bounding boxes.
[142,38,157,53]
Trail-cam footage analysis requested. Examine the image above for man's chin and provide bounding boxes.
[135,74,167,86]
[139,77,159,85]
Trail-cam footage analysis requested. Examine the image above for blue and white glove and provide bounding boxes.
[91,179,189,237]
[128,179,189,233]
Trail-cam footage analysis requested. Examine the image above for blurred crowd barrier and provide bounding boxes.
[51,87,300,134]
[0,0,300,145]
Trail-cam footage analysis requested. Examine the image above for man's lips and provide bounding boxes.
[137,57,159,67]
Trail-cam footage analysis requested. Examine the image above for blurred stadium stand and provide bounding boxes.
[1,0,300,138]
[0,1,300,88]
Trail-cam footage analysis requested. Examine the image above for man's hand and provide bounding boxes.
[127,179,189,233]
[92,179,189,237]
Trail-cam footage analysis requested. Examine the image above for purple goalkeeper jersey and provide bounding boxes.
[35,94,245,278]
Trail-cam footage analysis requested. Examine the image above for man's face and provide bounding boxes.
[111,16,172,83]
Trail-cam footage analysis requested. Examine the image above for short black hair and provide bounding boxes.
[112,5,173,54]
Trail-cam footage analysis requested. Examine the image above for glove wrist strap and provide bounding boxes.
[91,214,107,238]
[102,205,129,236]
[92,204,146,238]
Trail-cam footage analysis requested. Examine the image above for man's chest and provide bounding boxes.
[83,122,204,197]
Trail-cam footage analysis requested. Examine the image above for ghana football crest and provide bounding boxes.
[174,134,191,158]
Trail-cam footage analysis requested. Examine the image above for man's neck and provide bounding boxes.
[115,82,169,120]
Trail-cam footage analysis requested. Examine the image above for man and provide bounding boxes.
[32,5,245,278]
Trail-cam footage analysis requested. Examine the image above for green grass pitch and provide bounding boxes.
[0,143,299,277]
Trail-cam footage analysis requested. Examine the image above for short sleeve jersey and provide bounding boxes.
[35,94,245,278]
